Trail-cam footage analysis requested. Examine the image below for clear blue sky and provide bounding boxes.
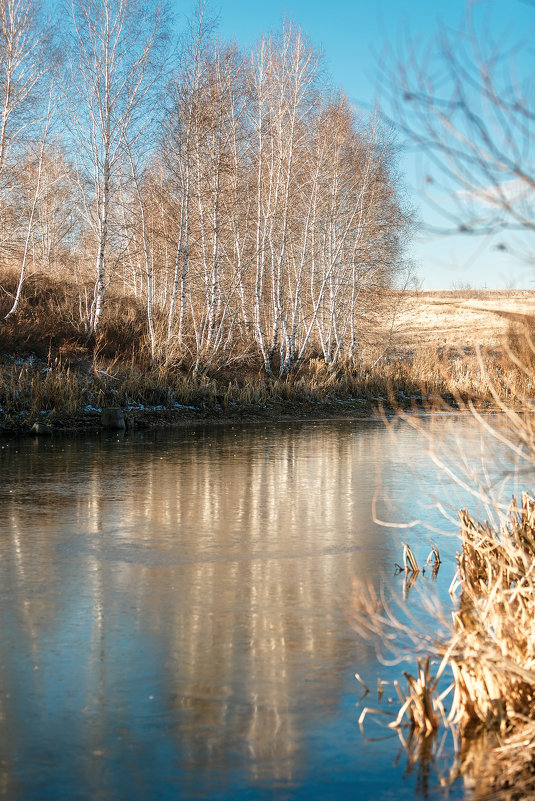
[177,0,534,290]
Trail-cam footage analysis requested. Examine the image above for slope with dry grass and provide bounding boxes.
[1,274,534,433]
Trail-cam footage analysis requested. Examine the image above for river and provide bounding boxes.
[0,416,524,800]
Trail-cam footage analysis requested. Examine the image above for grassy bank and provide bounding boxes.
[1,340,527,434]
[0,352,434,433]
[1,271,534,434]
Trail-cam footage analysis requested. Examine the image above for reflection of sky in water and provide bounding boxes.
[0,416,528,800]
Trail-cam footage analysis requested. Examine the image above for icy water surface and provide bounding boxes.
[0,416,524,800]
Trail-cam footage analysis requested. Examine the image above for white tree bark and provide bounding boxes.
[66,0,167,337]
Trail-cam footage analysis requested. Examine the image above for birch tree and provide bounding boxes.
[248,24,321,374]
[0,0,58,319]
[0,0,54,176]
[158,21,409,374]
[2,84,54,319]
[66,0,167,336]
[0,0,55,267]
[164,13,250,372]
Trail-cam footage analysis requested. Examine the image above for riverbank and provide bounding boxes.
[0,347,497,436]
[0,357,421,436]
[1,401,378,436]
[2,280,534,436]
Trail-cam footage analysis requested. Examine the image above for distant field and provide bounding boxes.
[393,290,535,350]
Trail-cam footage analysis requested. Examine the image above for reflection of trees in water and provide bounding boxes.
[0,422,399,790]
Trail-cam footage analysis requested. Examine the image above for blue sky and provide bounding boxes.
[178,0,534,290]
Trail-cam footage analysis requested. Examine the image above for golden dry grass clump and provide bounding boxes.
[446,545,535,799]
[452,495,535,731]
[354,492,535,797]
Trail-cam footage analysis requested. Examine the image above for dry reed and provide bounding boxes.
[354,474,535,795]
[350,320,535,796]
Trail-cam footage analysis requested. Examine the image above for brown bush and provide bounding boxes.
[0,270,85,356]
[0,269,150,361]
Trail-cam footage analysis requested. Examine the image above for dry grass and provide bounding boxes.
[393,289,535,352]
[0,268,150,360]
[450,497,535,727]
[2,272,535,428]
[350,316,535,796]
[0,346,502,426]
[0,355,418,423]
[2,327,535,428]
[352,410,535,797]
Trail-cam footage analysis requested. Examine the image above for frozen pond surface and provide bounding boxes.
[0,416,524,800]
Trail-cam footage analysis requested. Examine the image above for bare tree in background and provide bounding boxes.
[379,0,534,264]
[66,0,168,337]
[0,0,57,318]
[0,0,54,174]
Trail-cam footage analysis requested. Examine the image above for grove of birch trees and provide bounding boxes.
[0,0,411,375]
